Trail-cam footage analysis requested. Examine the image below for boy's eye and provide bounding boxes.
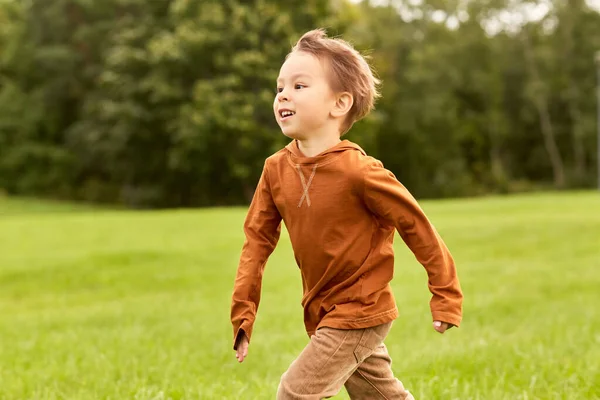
[295,84,306,89]
[276,87,283,93]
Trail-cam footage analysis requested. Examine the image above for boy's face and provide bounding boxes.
[274,51,338,140]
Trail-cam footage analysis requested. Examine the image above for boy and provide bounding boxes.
[230,29,463,399]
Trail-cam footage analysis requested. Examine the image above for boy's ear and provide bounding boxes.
[331,92,353,118]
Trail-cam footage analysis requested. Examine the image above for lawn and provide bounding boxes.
[0,192,598,399]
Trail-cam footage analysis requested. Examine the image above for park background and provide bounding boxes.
[1,0,599,399]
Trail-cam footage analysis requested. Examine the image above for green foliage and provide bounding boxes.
[0,0,599,206]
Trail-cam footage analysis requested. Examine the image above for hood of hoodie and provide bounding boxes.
[285,139,366,165]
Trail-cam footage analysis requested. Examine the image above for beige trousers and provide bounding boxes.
[277,322,414,399]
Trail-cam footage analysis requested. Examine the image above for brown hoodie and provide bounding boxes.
[230,140,462,348]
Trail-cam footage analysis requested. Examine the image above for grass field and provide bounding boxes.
[0,192,599,400]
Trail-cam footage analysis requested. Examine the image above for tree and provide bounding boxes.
[1,0,600,206]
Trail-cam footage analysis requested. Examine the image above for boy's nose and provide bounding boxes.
[277,90,289,102]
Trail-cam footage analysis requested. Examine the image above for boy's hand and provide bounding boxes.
[235,333,249,363]
[433,320,452,334]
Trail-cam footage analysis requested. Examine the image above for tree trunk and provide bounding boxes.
[560,2,586,182]
[489,111,507,185]
[522,28,566,188]
[567,87,586,181]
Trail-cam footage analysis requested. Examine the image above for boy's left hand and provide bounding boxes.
[433,320,452,334]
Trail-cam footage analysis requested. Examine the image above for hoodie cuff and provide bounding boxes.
[431,311,461,328]
[233,321,253,350]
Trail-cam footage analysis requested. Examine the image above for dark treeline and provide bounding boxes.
[0,0,599,208]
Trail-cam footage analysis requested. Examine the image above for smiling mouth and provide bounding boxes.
[279,110,296,120]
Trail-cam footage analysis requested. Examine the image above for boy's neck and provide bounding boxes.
[296,135,342,157]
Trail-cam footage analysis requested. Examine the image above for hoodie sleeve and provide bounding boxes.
[230,161,282,349]
[361,159,463,327]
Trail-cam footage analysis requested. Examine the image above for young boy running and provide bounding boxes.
[230,29,463,399]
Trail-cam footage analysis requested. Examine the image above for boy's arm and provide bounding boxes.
[230,161,282,349]
[361,159,463,327]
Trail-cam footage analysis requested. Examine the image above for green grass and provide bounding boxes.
[0,195,101,215]
[0,192,599,399]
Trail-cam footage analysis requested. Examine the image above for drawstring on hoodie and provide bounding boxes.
[296,164,318,208]
[286,139,365,208]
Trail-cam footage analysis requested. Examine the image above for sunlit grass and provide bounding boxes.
[0,192,598,399]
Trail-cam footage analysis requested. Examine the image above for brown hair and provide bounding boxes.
[289,28,381,135]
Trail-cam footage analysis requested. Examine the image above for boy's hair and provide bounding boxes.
[289,29,381,135]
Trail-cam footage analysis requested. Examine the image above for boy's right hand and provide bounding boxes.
[235,333,249,363]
